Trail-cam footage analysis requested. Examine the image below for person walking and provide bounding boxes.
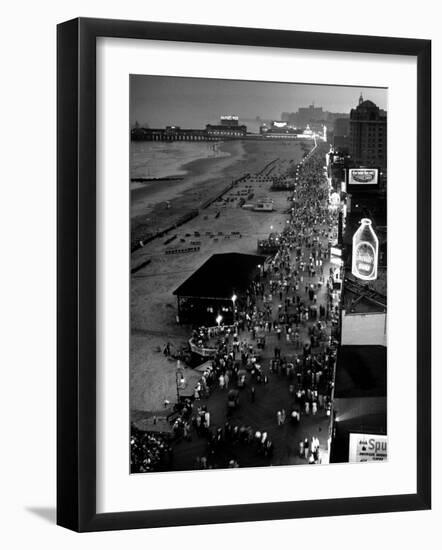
[204,411,210,429]
[277,410,282,426]
[194,384,200,400]
[304,437,310,459]
[299,440,304,457]
[163,342,171,357]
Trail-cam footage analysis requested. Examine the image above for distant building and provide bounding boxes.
[334,117,350,137]
[131,117,247,141]
[131,126,209,141]
[220,115,239,126]
[281,105,323,126]
[333,117,350,150]
[260,121,297,137]
[271,120,289,129]
[259,122,324,140]
[281,105,348,129]
[349,94,387,171]
[297,104,325,124]
[205,124,247,137]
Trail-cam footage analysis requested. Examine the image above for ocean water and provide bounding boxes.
[130,141,229,184]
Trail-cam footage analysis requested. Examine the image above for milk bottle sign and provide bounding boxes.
[351,218,379,281]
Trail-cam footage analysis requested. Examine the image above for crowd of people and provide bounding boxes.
[132,144,342,471]
[130,424,172,473]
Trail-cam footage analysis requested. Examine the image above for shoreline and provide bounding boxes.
[130,140,231,182]
[130,139,307,249]
[131,140,244,206]
[131,140,247,243]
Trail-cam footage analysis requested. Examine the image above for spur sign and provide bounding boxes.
[349,433,387,462]
[348,168,378,185]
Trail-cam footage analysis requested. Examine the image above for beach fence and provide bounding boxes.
[131,209,199,253]
[257,157,279,176]
[131,173,251,255]
[200,173,250,210]
[130,258,152,274]
[165,246,200,255]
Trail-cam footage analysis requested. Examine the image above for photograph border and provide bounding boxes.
[57,17,431,532]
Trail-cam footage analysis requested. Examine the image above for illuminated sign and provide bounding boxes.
[272,121,288,128]
[348,433,387,463]
[330,246,342,257]
[352,218,379,281]
[220,115,239,121]
[330,257,343,267]
[348,168,378,185]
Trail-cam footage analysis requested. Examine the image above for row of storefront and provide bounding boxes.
[327,147,388,464]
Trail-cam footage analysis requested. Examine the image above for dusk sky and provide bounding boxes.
[130,75,387,128]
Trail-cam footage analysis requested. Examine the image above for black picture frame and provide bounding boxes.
[57,17,431,532]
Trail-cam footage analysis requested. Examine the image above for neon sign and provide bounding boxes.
[348,168,378,185]
[352,218,379,281]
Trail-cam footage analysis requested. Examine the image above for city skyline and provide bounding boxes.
[130,75,388,129]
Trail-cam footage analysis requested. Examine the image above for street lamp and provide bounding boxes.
[231,293,237,325]
[216,314,223,327]
[175,360,185,403]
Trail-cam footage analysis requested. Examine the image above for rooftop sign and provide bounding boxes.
[348,168,378,185]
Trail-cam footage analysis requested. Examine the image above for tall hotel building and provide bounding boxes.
[349,95,387,182]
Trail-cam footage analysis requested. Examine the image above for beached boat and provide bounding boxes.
[253,200,274,212]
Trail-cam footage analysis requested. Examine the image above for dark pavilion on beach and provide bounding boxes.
[173,252,266,326]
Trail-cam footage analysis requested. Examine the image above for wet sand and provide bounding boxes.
[131,140,245,216]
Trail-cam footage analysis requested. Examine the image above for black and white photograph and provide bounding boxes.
[0,0,436,542]
[129,76,388,473]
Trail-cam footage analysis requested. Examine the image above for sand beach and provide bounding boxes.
[130,138,311,413]
[130,139,309,246]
